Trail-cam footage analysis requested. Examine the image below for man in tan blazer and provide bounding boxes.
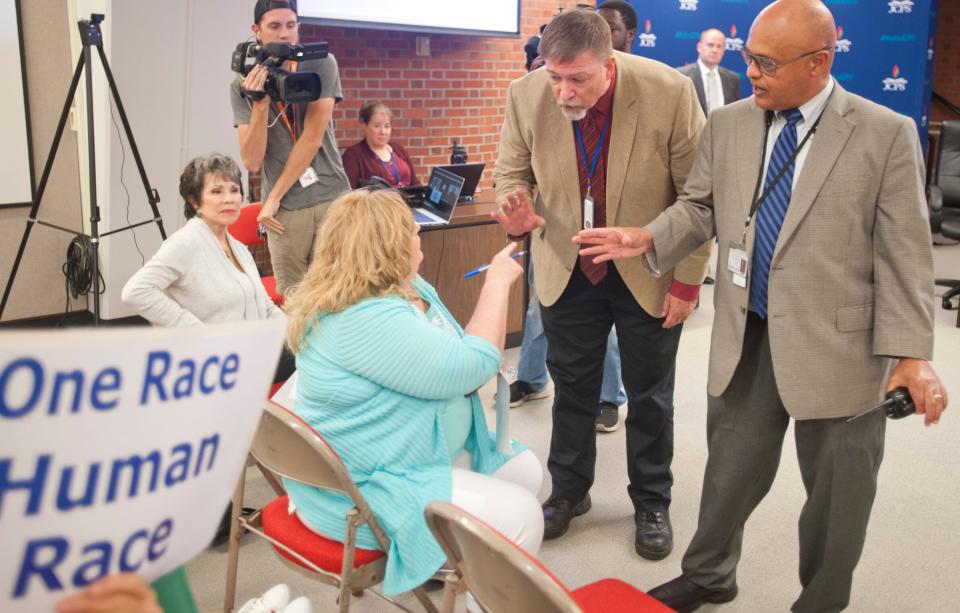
[576,1,949,611]
[492,9,710,559]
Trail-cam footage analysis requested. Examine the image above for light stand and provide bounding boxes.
[0,13,167,325]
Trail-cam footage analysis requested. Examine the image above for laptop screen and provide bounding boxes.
[422,167,466,222]
[437,163,485,198]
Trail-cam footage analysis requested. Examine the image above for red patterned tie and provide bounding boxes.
[578,112,608,285]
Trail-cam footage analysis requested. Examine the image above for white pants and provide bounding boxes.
[450,449,544,558]
[296,450,544,610]
[451,449,544,612]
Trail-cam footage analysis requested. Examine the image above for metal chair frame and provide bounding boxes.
[424,501,585,613]
[224,402,438,613]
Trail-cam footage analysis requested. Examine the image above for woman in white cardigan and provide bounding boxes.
[122,154,292,381]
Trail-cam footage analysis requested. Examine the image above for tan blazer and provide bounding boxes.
[494,51,710,314]
[646,84,935,419]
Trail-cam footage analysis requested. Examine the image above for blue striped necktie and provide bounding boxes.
[750,108,803,319]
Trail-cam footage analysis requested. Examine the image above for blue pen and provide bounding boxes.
[464,251,527,279]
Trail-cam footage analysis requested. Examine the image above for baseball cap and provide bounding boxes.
[254,0,298,24]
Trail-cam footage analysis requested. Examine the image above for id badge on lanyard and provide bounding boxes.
[280,109,318,188]
[727,241,748,288]
[575,117,609,230]
[583,194,595,229]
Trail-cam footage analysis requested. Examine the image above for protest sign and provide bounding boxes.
[0,320,285,611]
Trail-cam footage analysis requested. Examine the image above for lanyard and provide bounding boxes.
[739,109,824,244]
[381,153,401,185]
[574,114,611,195]
[273,61,299,143]
[275,101,297,144]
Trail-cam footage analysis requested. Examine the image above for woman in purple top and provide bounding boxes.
[341,101,421,189]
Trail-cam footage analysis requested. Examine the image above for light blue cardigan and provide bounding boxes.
[284,276,521,595]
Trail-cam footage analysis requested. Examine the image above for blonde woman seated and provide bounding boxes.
[283,188,544,597]
[122,154,292,382]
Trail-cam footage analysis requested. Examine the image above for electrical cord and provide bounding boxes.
[63,235,105,301]
[56,100,138,327]
[111,97,145,266]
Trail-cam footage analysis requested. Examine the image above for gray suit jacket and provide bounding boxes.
[646,84,934,419]
[677,63,741,116]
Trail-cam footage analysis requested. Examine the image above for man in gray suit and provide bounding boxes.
[678,29,742,116]
[576,1,948,611]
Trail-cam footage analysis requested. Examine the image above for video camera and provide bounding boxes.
[231,41,329,103]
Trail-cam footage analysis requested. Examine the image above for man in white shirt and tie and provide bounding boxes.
[678,29,742,116]
[678,28,743,285]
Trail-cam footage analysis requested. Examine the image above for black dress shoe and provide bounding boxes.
[542,493,591,539]
[703,275,716,285]
[648,575,738,613]
[635,509,673,560]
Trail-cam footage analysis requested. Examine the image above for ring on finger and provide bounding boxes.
[933,393,944,400]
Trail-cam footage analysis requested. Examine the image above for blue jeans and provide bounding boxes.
[516,267,626,406]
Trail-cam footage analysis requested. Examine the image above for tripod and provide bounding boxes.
[0,13,167,326]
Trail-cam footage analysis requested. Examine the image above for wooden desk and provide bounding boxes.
[417,194,527,346]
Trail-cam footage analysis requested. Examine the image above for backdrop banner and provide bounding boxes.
[0,320,285,611]
[627,0,938,149]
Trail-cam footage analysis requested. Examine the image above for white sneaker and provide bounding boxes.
[283,597,314,613]
[237,584,291,613]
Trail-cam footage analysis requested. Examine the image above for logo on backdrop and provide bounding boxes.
[879,33,916,43]
[882,65,908,91]
[725,25,744,52]
[638,20,657,48]
[835,26,852,53]
[888,0,913,13]
[679,0,699,10]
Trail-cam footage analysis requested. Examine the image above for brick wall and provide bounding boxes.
[932,0,960,122]
[298,0,565,192]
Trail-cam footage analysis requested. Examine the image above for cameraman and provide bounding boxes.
[231,0,349,293]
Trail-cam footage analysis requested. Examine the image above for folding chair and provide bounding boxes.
[224,402,438,612]
[424,501,674,613]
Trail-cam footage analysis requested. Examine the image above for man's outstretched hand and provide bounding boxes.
[491,189,545,236]
[574,226,654,263]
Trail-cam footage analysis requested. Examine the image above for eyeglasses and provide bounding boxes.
[741,45,832,77]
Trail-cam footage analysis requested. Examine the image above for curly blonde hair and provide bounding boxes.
[285,188,418,352]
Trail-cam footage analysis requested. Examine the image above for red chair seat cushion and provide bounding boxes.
[261,495,385,573]
[571,578,675,612]
[261,275,283,306]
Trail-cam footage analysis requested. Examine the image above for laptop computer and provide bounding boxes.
[405,166,465,227]
[437,162,485,202]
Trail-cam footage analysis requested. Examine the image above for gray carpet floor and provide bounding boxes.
[187,243,960,613]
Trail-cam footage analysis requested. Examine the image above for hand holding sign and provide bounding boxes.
[55,574,161,613]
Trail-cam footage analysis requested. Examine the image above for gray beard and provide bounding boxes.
[559,106,587,121]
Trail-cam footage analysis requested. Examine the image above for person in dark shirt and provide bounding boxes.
[597,0,637,54]
[341,102,420,189]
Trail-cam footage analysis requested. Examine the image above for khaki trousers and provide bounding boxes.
[267,200,332,294]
